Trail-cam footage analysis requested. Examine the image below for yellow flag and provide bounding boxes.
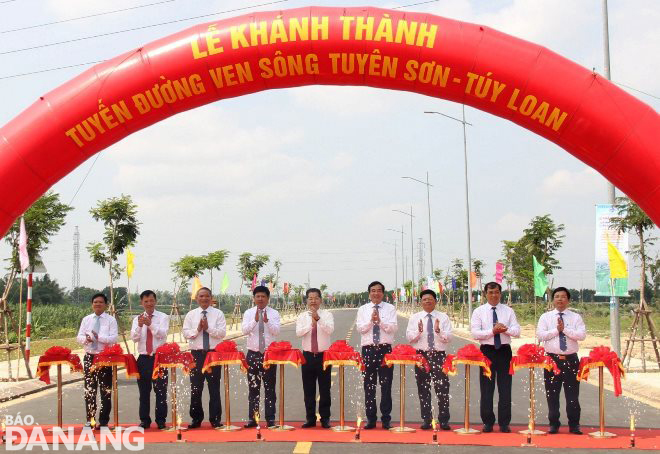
[126,248,135,279]
[191,276,203,300]
[607,241,628,279]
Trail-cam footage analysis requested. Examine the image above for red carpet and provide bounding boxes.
[9,423,660,450]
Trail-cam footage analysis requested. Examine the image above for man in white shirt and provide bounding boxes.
[76,293,118,428]
[405,289,452,431]
[537,286,586,435]
[470,281,520,433]
[355,281,398,430]
[131,290,170,430]
[295,288,335,429]
[242,285,281,428]
[182,287,227,429]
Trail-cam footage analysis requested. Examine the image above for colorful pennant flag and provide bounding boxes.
[251,274,257,291]
[220,273,230,294]
[470,271,477,289]
[18,217,29,271]
[451,278,456,290]
[283,282,290,295]
[191,276,202,300]
[533,256,548,298]
[607,241,628,279]
[495,262,504,284]
[126,248,135,279]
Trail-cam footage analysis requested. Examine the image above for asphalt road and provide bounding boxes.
[1,308,658,439]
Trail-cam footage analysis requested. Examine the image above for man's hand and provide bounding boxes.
[85,333,93,343]
[254,309,260,322]
[198,318,208,332]
[434,318,441,334]
[557,317,564,333]
[143,314,152,327]
[492,323,507,334]
[92,330,99,340]
[418,320,423,333]
[263,310,269,323]
[371,309,380,324]
[137,315,145,328]
[310,308,319,323]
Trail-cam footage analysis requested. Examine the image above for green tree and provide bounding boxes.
[203,250,229,293]
[68,286,101,305]
[87,195,140,310]
[32,274,66,305]
[2,191,72,305]
[610,196,657,306]
[171,255,206,308]
[237,253,270,291]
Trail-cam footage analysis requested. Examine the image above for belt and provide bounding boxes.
[303,351,325,357]
[191,349,211,353]
[138,353,155,357]
[363,343,390,348]
[548,353,577,360]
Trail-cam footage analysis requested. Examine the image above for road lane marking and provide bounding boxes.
[293,441,312,453]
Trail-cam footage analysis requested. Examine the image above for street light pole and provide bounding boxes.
[402,172,434,275]
[393,207,415,298]
[424,107,475,317]
[387,227,405,291]
[383,240,398,303]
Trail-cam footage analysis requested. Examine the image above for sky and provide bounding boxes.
[1,0,659,296]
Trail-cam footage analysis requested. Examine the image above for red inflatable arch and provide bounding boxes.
[1,6,659,234]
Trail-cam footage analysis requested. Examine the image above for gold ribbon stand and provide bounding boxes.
[519,367,545,436]
[454,364,480,435]
[589,366,616,438]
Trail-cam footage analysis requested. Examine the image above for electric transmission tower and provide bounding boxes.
[417,237,425,281]
[72,226,80,304]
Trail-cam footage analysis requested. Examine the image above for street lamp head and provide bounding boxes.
[401,176,433,187]
[392,209,415,218]
[423,110,473,126]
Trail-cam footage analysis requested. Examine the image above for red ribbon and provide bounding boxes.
[577,346,625,396]
[90,344,139,378]
[263,342,305,369]
[442,343,492,378]
[36,346,83,384]
[152,342,196,379]
[509,343,560,375]
[323,340,365,371]
[383,344,430,373]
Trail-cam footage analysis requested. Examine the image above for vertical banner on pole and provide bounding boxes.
[595,204,629,296]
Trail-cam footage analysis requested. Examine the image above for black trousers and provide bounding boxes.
[301,351,332,423]
[545,353,581,428]
[414,350,450,424]
[362,344,393,424]
[246,350,277,423]
[189,350,222,424]
[479,344,512,427]
[83,353,112,425]
[137,354,168,425]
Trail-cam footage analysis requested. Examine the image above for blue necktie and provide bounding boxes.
[558,313,567,352]
[372,305,380,344]
[92,315,101,351]
[202,310,210,350]
[427,314,435,351]
[492,307,501,349]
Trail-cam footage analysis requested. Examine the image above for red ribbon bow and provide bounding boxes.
[442,344,492,378]
[99,344,124,356]
[266,341,293,352]
[328,340,355,353]
[215,340,239,352]
[36,346,83,384]
[155,342,180,355]
[509,343,560,375]
[577,345,625,396]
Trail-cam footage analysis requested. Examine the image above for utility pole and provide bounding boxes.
[72,226,80,304]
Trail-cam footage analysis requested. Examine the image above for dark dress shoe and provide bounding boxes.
[440,423,451,431]
[500,425,511,433]
[569,426,583,435]
[187,421,202,429]
[420,422,432,430]
[157,423,166,430]
[548,425,559,434]
[482,424,493,433]
[301,421,316,428]
[363,421,377,430]
[138,422,151,429]
[211,422,224,429]
[243,421,258,428]
[382,421,392,430]
[267,421,276,428]
[320,420,331,429]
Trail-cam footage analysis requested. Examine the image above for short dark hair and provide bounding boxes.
[140,290,157,300]
[552,287,571,300]
[306,288,322,298]
[196,287,212,296]
[253,285,270,297]
[91,293,108,304]
[368,281,384,292]
[420,289,437,300]
[484,281,502,292]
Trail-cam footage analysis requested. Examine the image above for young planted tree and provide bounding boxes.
[171,255,206,306]
[2,191,72,378]
[236,253,270,292]
[87,195,140,312]
[203,250,229,293]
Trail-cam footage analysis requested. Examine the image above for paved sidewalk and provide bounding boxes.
[0,312,298,403]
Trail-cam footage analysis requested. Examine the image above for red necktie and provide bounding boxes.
[311,319,319,354]
[146,315,153,355]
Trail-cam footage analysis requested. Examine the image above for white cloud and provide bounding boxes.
[539,167,602,198]
[494,212,529,235]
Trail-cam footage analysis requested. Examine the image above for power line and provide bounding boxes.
[0,60,105,80]
[613,81,660,101]
[1,0,178,34]
[0,0,288,56]
[392,0,439,9]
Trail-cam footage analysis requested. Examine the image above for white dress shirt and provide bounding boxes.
[130,310,170,355]
[242,306,281,352]
[296,309,335,352]
[76,312,119,354]
[537,308,586,354]
[406,310,452,351]
[470,302,521,345]
[182,306,227,350]
[355,301,398,346]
